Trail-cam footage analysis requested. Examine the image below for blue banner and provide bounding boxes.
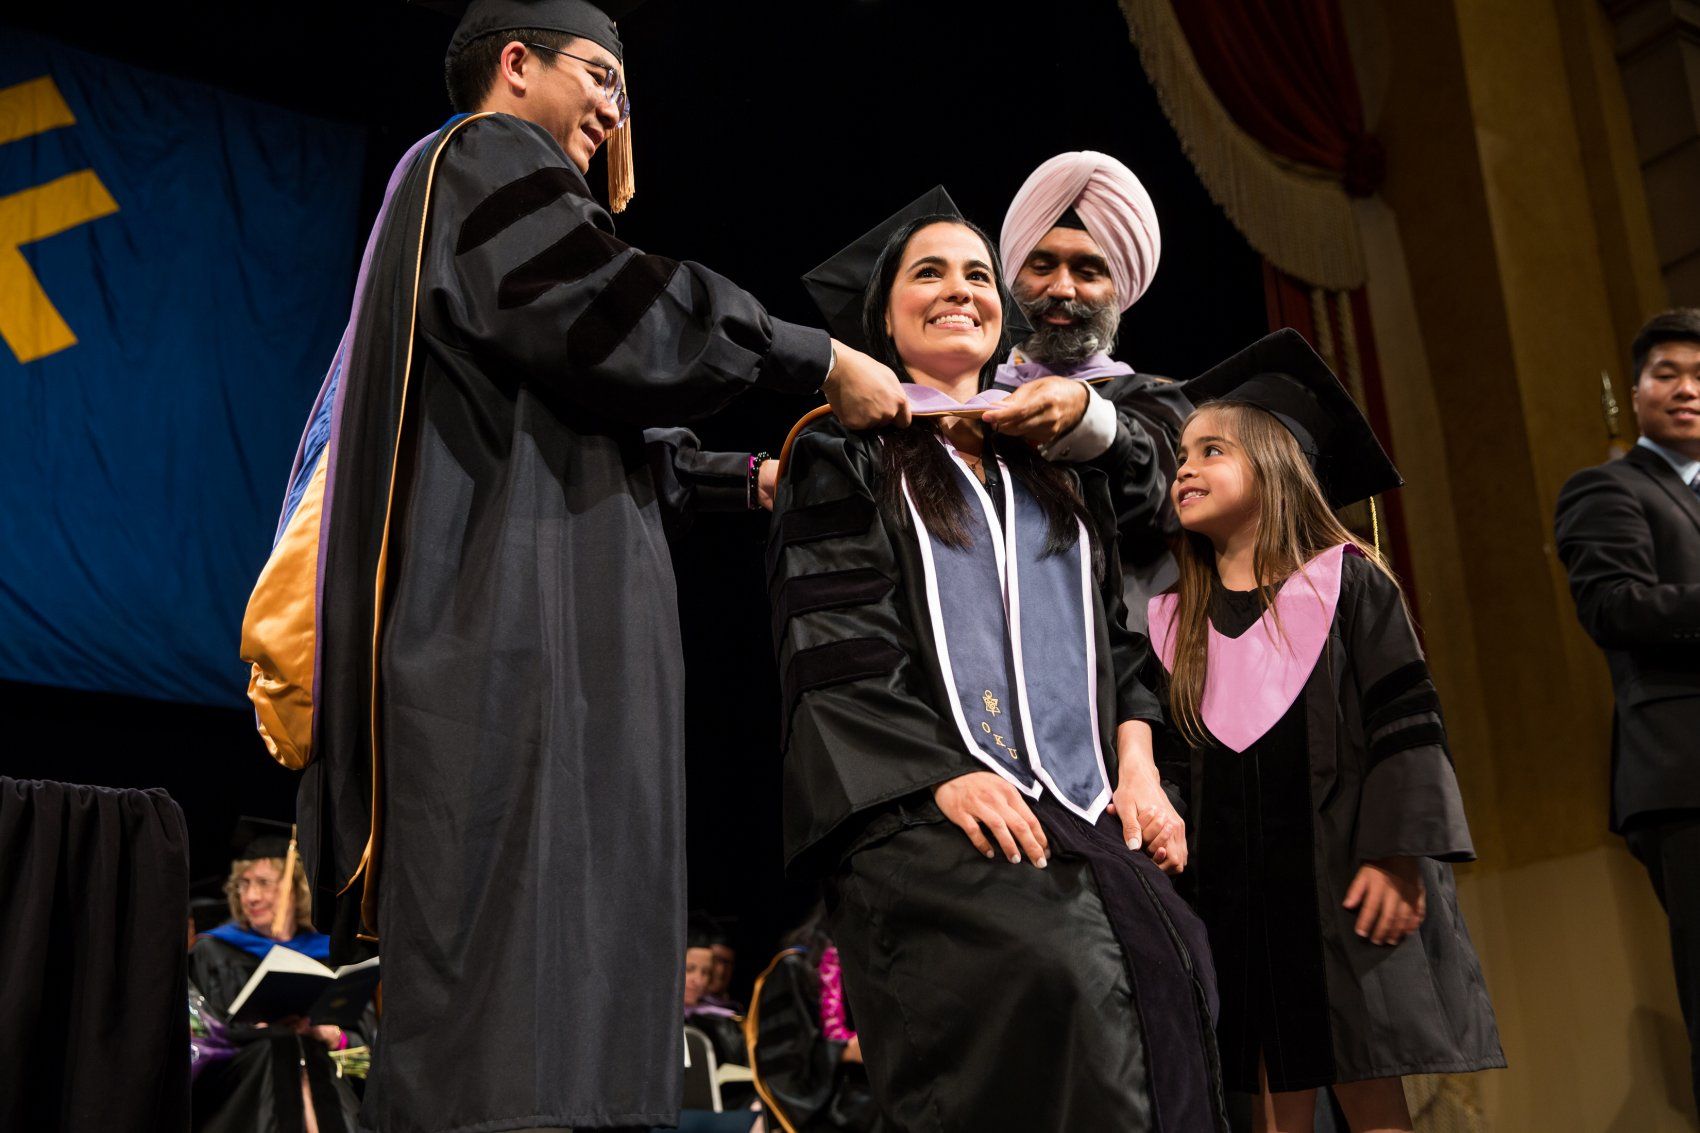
[0,34,365,706]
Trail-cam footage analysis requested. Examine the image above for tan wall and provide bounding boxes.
[1347,0,1684,1126]
[1458,846,1693,1130]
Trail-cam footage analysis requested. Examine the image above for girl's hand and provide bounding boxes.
[933,772,1049,867]
[843,1035,863,1063]
[1107,779,1188,874]
[1343,857,1426,945]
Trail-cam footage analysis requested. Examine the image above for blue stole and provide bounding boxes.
[902,445,1112,821]
[204,920,333,961]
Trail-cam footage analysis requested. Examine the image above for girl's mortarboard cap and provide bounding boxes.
[1186,328,1402,509]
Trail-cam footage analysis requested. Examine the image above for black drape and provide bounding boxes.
[0,778,191,1132]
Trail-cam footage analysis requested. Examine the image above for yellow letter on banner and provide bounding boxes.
[0,75,77,147]
[0,171,120,363]
[0,76,120,364]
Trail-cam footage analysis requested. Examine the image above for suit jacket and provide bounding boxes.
[1554,443,1700,830]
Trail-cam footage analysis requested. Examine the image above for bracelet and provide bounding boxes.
[747,452,771,510]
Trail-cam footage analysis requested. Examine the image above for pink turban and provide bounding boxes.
[999,151,1161,312]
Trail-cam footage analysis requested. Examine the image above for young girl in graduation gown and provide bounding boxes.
[770,196,1227,1133]
[1148,331,1504,1131]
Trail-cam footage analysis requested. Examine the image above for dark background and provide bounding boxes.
[2,0,1264,999]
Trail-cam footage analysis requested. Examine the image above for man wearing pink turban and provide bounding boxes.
[980,151,1191,630]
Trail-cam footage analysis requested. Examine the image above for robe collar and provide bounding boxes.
[1148,543,1357,752]
[203,920,333,961]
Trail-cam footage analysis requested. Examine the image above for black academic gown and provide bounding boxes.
[747,949,887,1133]
[770,421,1226,1133]
[1173,555,1505,1093]
[298,112,830,1133]
[188,935,362,1133]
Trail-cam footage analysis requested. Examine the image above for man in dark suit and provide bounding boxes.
[1556,307,1700,1109]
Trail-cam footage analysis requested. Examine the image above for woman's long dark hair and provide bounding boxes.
[861,215,1098,570]
[781,899,834,973]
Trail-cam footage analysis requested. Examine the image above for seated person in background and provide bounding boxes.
[704,917,744,1013]
[685,918,749,1071]
[189,817,364,1133]
[677,920,762,1133]
[746,904,887,1132]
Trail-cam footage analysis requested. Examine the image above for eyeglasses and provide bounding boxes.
[524,42,630,127]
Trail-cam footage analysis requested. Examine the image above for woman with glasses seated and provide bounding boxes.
[768,195,1227,1132]
[189,818,366,1133]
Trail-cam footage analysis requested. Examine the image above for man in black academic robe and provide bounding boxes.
[981,151,1191,632]
[241,4,908,1131]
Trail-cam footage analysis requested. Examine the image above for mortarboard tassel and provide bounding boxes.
[272,823,299,939]
[607,72,633,213]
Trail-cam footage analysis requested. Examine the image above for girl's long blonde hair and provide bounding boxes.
[1164,401,1395,746]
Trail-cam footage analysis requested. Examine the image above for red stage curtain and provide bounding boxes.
[1263,264,1419,608]
[1169,0,1384,196]
[1168,1,1415,593]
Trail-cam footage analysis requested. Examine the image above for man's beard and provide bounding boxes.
[1017,293,1121,367]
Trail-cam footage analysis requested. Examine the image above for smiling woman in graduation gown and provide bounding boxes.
[770,195,1226,1133]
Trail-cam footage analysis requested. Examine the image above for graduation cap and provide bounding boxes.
[1185,328,1402,509]
[231,815,294,861]
[414,0,641,210]
[801,186,1032,358]
[414,0,641,63]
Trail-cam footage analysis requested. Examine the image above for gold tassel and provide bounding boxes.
[1370,495,1382,557]
[272,823,299,939]
[607,71,633,213]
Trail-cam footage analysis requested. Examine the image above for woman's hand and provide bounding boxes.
[933,772,1048,868]
[843,1035,863,1063]
[1343,857,1426,946]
